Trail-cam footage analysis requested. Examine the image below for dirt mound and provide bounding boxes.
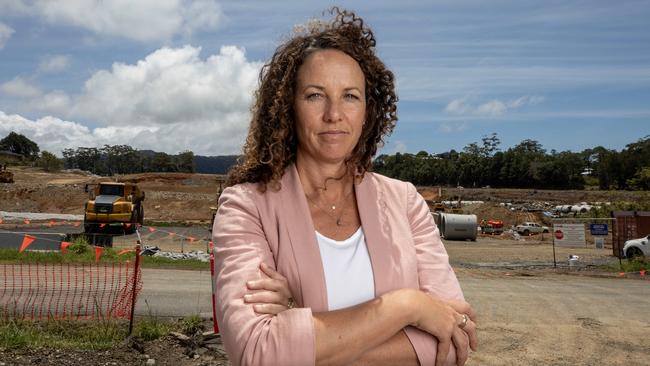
[1,167,220,224]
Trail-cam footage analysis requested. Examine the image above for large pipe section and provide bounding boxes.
[433,212,478,241]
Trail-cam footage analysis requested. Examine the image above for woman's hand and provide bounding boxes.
[243,262,295,315]
[404,290,477,366]
[442,299,478,366]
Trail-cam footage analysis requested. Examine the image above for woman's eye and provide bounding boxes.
[306,93,323,101]
[344,93,359,101]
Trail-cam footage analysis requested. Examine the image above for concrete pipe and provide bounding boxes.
[439,213,478,241]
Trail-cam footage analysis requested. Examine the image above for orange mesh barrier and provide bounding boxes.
[1,262,142,320]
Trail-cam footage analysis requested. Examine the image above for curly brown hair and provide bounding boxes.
[227,7,398,190]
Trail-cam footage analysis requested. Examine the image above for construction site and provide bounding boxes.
[1,166,649,366]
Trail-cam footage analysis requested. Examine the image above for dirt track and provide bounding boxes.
[461,270,650,366]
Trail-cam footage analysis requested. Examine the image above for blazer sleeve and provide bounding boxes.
[402,182,466,366]
[212,185,316,366]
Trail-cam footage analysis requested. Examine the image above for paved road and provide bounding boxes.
[137,268,214,318]
[138,268,650,318]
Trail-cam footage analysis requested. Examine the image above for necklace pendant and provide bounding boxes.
[331,205,336,210]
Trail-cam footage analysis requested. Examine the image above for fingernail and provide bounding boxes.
[260,262,268,268]
[246,281,254,287]
[244,294,252,301]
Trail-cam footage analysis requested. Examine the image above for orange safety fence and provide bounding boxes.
[0,261,142,320]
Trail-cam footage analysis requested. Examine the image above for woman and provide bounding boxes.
[213,8,477,366]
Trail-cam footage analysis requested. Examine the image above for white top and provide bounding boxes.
[315,227,376,311]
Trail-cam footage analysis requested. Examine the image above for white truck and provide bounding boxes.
[515,222,550,236]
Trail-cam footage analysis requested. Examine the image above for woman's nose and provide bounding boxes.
[324,100,342,123]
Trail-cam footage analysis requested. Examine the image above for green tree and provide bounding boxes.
[37,151,64,172]
[0,131,40,158]
[151,152,174,172]
[628,167,650,190]
[175,150,195,173]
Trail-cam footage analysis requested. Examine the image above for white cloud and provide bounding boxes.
[9,0,222,42]
[0,0,31,15]
[0,111,95,155]
[0,110,248,156]
[507,95,544,108]
[0,77,41,98]
[67,45,260,127]
[444,95,545,117]
[475,100,507,116]
[31,90,71,115]
[182,0,222,37]
[438,121,468,133]
[0,22,14,49]
[443,98,470,115]
[3,44,262,156]
[38,55,70,73]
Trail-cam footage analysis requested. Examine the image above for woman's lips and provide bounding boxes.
[319,129,348,135]
[319,130,348,142]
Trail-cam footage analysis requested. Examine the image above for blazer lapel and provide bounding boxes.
[356,174,393,295]
[280,164,329,312]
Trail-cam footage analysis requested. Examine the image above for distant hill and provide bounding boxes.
[137,150,238,174]
[194,155,239,174]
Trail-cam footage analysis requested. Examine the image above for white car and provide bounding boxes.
[515,222,550,236]
[623,235,650,259]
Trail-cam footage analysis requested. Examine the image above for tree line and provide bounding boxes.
[61,146,195,175]
[2,131,649,189]
[0,132,195,174]
[372,134,650,190]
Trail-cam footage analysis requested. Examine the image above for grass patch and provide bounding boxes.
[139,256,208,270]
[0,319,128,350]
[134,317,170,341]
[597,258,647,273]
[181,314,204,336]
[0,314,204,350]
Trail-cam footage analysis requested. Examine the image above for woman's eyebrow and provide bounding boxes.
[302,85,363,92]
[302,84,326,91]
[344,87,363,93]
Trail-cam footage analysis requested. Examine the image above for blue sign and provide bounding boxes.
[590,224,608,236]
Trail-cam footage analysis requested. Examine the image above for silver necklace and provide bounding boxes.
[306,186,354,226]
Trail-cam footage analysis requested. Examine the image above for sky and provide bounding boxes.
[0,0,649,157]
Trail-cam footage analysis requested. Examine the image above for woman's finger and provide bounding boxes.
[444,299,477,324]
[253,303,287,315]
[463,319,479,352]
[244,291,289,306]
[246,278,288,294]
[435,338,451,366]
[452,327,470,366]
[259,262,287,281]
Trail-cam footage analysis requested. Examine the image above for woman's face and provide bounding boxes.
[293,49,366,166]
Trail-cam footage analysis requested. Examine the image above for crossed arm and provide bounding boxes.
[247,262,478,366]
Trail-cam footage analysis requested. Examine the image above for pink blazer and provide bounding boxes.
[213,164,465,366]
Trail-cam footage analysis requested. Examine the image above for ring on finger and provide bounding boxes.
[287,297,295,309]
[458,314,468,329]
